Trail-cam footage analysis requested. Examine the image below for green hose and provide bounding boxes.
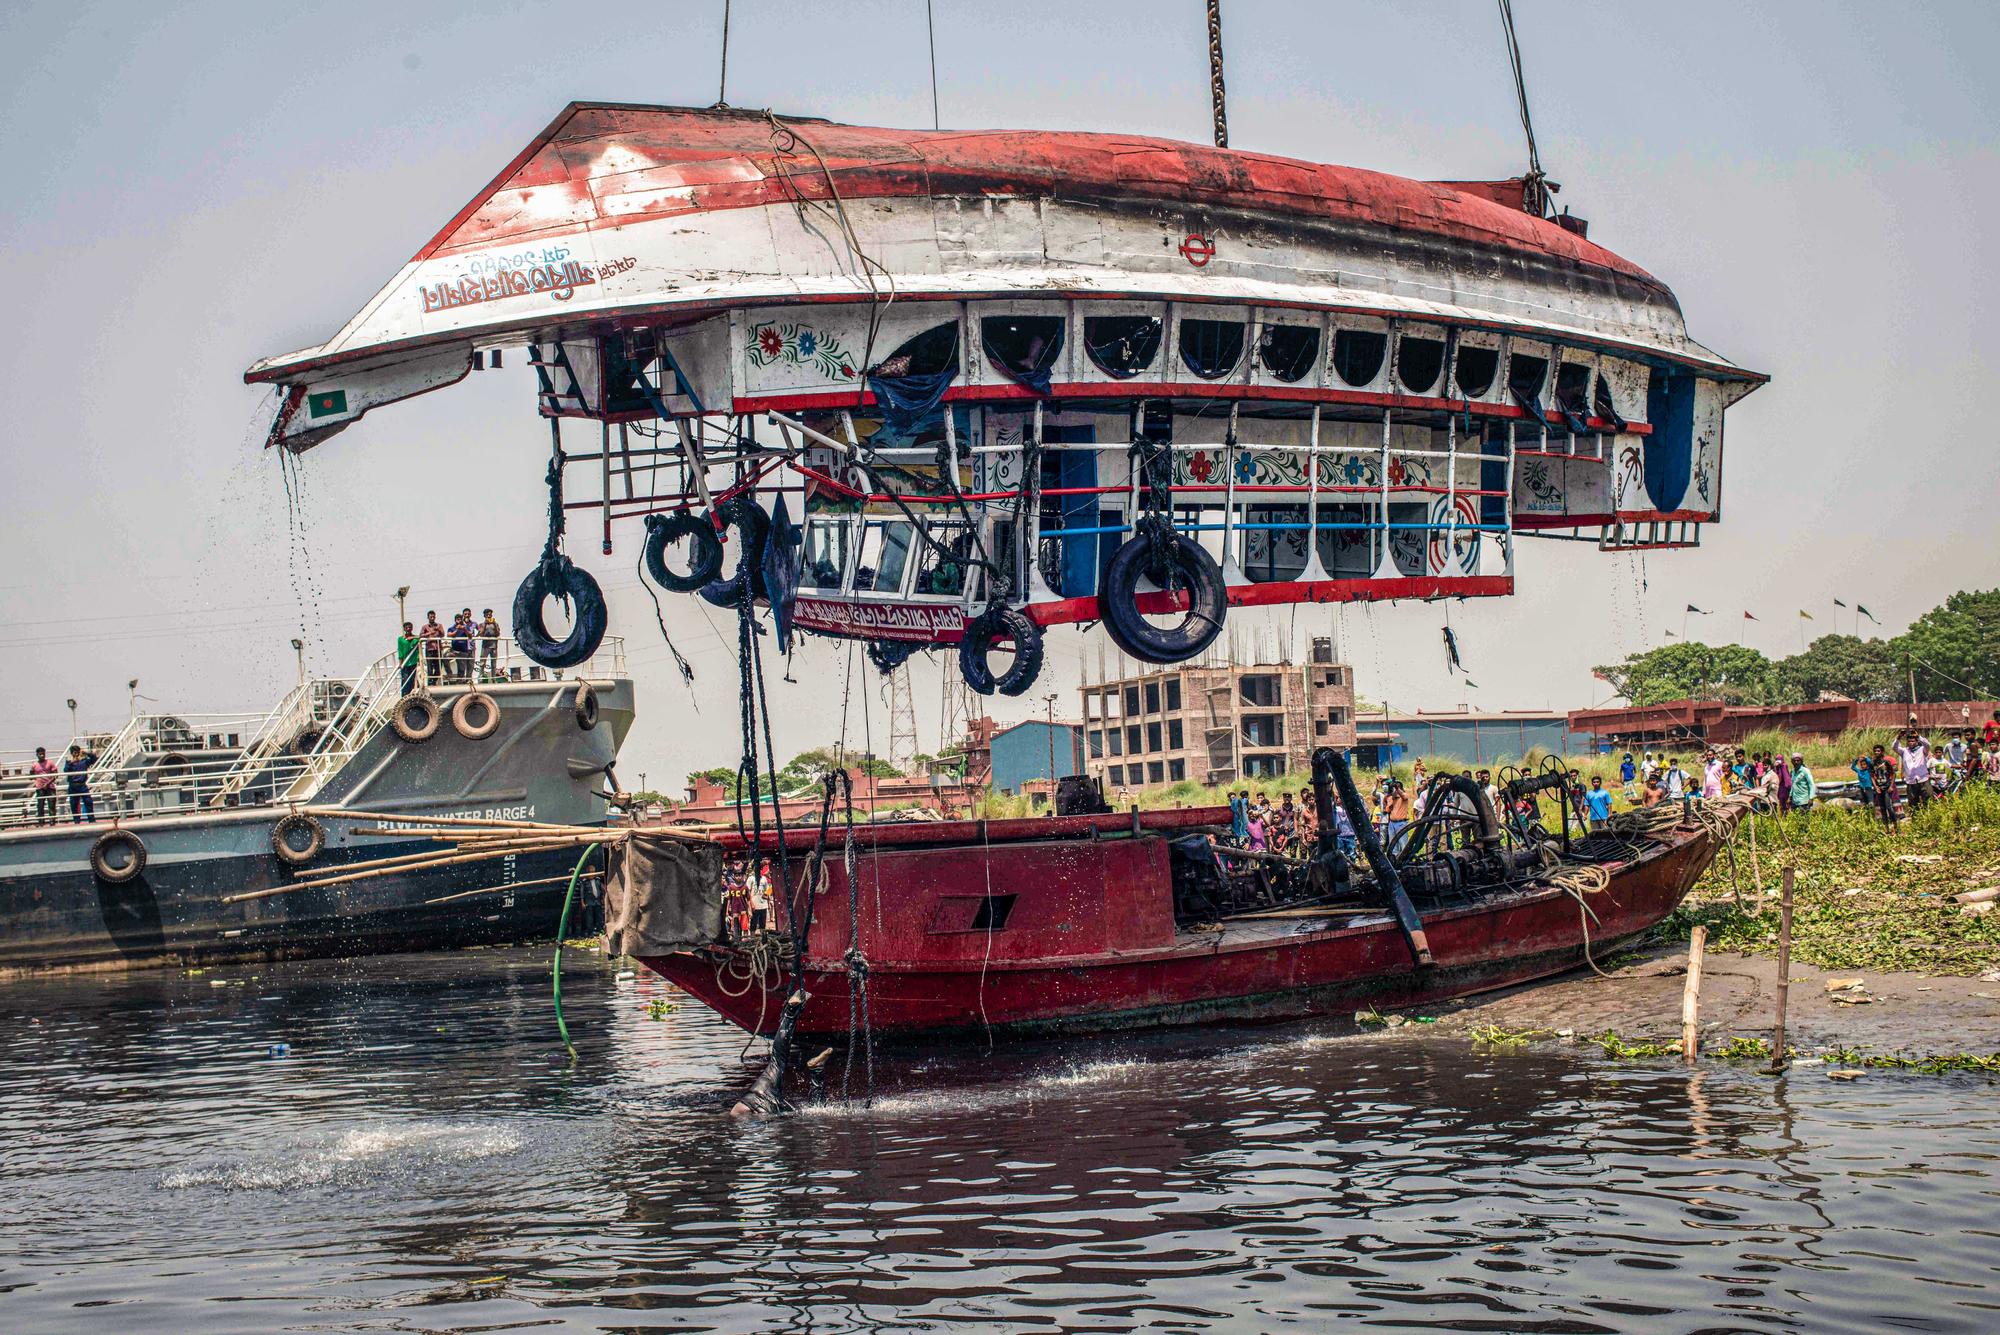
[552,842,601,1062]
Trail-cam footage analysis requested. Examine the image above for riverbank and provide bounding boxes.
[1406,943,2000,1072]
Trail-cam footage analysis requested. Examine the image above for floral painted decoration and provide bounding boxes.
[748,322,857,379]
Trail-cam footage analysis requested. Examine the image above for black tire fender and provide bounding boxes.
[1098,523,1227,664]
[451,690,502,740]
[271,812,326,866]
[958,606,1045,697]
[642,511,724,593]
[391,693,442,744]
[696,496,772,608]
[89,829,147,884]
[573,681,600,731]
[512,556,609,669]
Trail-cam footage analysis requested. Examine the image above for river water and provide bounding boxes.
[3,949,1998,1333]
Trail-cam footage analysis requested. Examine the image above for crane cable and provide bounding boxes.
[1496,0,1549,217]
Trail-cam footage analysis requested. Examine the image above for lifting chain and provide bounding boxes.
[1206,0,1228,149]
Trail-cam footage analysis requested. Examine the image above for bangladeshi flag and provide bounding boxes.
[306,389,349,419]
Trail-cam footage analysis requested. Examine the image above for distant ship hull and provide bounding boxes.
[0,677,633,976]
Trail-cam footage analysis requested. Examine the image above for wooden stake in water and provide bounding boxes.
[1681,924,1707,1063]
[1771,865,1795,1071]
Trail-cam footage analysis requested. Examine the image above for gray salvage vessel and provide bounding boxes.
[0,639,633,975]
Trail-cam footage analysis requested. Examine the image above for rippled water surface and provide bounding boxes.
[4,948,1999,1332]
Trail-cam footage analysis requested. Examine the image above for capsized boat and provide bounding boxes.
[606,752,1738,1042]
[245,103,1766,692]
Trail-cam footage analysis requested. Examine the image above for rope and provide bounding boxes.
[635,546,696,691]
[1206,0,1228,149]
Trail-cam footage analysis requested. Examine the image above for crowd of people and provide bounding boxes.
[24,744,98,825]
[1626,716,1998,831]
[395,608,504,694]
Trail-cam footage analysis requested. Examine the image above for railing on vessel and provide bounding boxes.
[0,637,626,833]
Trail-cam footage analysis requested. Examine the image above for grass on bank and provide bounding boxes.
[1670,780,2000,976]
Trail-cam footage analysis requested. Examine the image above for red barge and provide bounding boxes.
[613,755,1729,1043]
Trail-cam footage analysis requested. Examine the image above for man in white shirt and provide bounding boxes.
[1663,758,1689,805]
[1897,733,1932,811]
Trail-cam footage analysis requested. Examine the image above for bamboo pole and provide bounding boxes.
[274,846,588,891]
[1770,867,1794,1072]
[1681,924,1707,1063]
[425,870,602,905]
[286,835,598,882]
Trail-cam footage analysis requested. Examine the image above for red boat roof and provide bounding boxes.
[418,102,1664,292]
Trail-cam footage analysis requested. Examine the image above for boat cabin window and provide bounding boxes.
[1456,344,1499,397]
[871,322,960,377]
[854,520,917,595]
[1554,362,1593,421]
[912,521,973,597]
[1331,328,1387,386]
[1593,370,1625,427]
[1256,324,1320,383]
[1084,315,1163,378]
[1396,333,1446,394]
[1244,504,1309,582]
[981,315,1065,390]
[1179,319,1245,380]
[801,518,852,591]
[1507,351,1548,413]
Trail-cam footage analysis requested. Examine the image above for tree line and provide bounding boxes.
[1594,589,1999,707]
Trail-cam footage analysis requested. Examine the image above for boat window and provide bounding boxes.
[1256,324,1320,383]
[872,322,959,378]
[1179,319,1245,380]
[1396,333,1446,394]
[1593,371,1625,429]
[801,519,851,591]
[1555,361,1593,426]
[1083,315,1162,378]
[1507,352,1548,416]
[981,315,1065,393]
[1314,503,1377,578]
[1244,504,1309,582]
[912,522,972,597]
[1456,344,1499,397]
[969,894,1016,930]
[1331,328,1387,386]
[854,520,916,594]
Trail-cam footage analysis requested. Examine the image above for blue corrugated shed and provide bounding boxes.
[990,719,1085,794]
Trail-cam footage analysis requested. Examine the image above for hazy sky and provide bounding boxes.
[2,0,1996,783]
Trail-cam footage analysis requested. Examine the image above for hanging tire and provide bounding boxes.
[1098,523,1227,664]
[573,681,600,731]
[289,727,325,757]
[696,496,772,608]
[391,692,442,743]
[89,829,147,884]
[959,606,1044,697]
[642,511,724,593]
[271,812,325,866]
[512,556,609,669]
[451,690,502,740]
